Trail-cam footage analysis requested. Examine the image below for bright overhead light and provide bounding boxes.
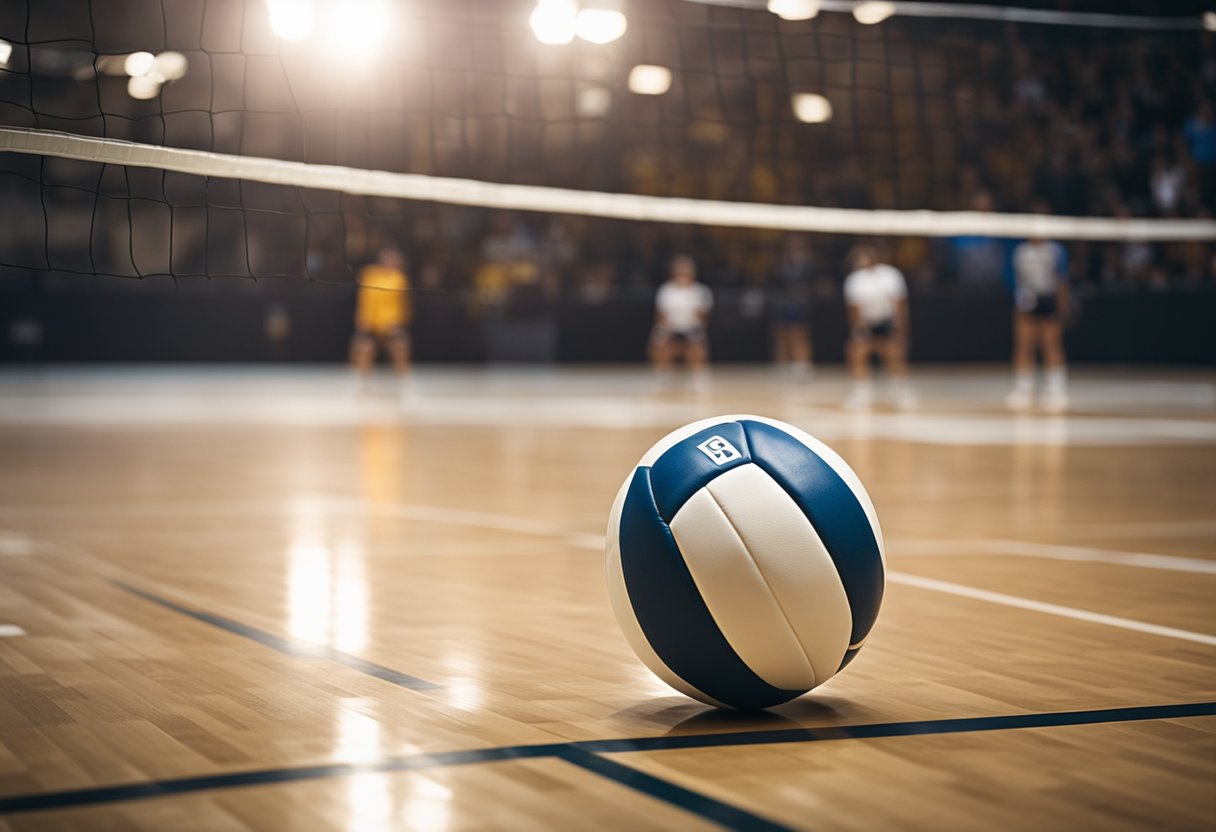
[530,1,577,45]
[1204,11,1216,31]
[767,0,819,21]
[152,51,188,81]
[577,85,612,117]
[323,0,391,56]
[267,0,314,42]
[127,75,161,100]
[123,51,155,77]
[852,1,895,24]
[792,92,832,123]
[0,39,12,69]
[575,8,627,44]
[628,64,671,96]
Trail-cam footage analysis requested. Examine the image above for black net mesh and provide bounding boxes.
[0,0,1212,292]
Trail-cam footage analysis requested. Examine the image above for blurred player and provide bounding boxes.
[651,255,713,391]
[843,245,913,411]
[772,235,815,380]
[350,247,412,395]
[1007,223,1069,412]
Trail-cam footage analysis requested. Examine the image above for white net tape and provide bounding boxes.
[3,126,1214,242]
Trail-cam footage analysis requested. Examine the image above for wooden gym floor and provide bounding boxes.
[0,366,1213,831]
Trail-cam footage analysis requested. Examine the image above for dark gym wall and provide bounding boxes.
[1,277,1214,365]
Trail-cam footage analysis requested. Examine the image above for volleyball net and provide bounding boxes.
[0,0,1213,287]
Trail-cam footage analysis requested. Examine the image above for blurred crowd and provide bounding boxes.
[329,23,1216,305]
[3,15,1215,301]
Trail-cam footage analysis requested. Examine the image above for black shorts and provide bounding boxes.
[653,325,707,344]
[1018,294,1058,318]
[862,319,895,339]
[773,301,809,325]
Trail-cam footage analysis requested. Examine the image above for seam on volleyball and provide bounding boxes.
[702,480,818,690]
[742,417,888,569]
[739,434,867,649]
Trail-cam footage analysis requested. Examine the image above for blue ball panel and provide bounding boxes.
[648,422,752,523]
[837,647,862,672]
[740,420,884,648]
[618,465,803,709]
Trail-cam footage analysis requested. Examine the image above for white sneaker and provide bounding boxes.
[1040,390,1068,413]
[891,387,916,411]
[843,387,874,412]
[790,362,815,382]
[1006,388,1033,411]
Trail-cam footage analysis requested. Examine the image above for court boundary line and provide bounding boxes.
[895,538,1216,575]
[886,572,1216,646]
[553,747,793,832]
[114,582,442,691]
[0,702,1211,816]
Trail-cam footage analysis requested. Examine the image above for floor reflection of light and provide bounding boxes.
[336,706,383,762]
[338,711,396,832]
[287,534,369,651]
[334,539,368,652]
[440,656,485,710]
[637,669,682,699]
[403,777,452,832]
[346,774,393,832]
[443,680,484,710]
[289,539,332,644]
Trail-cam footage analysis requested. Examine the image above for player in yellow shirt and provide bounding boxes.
[350,247,412,390]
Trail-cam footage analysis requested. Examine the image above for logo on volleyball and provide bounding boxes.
[696,436,742,465]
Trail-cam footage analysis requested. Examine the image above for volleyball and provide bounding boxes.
[606,415,886,709]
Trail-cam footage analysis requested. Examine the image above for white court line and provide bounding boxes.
[0,625,27,637]
[565,533,1216,646]
[0,499,307,517]
[887,572,1216,647]
[8,494,1213,645]
[895,538,1216,575]
[322,497,584,538]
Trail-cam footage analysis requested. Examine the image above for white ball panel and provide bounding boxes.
[741,414,887,567]
[704,463,853,684]
[636,415,740,466]
[670,486,817,691]
[605,472,726,707]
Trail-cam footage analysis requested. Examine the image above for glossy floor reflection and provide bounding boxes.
[0,367,1213,830]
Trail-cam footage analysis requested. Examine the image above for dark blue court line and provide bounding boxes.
[114,581,440,691]
[2,702,1211,817]
[572,700,1216,754]
[555,746,794,832]
[0,744,566,814]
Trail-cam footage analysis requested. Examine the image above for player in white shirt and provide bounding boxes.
[1007,224,1069,412]
[842,245,913,411]
[651,255,713,390]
